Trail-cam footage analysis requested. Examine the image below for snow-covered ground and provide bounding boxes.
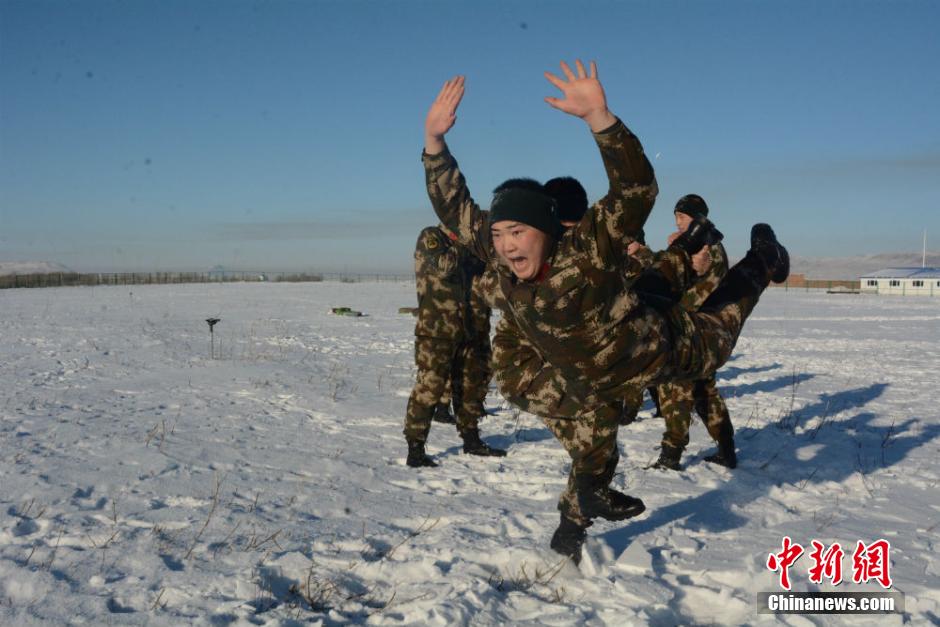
[1,282,937,625]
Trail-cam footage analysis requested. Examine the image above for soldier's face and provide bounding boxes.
[675,211,693,233]
[490,220,553,281]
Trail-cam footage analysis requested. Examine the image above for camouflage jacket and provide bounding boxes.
[414,225,490,341]
[488,245,696,417]
[679,242,728,311]
[620,240,724,309]
[423,120,673,414]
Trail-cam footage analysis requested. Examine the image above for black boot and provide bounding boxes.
[575,473,646,522]
[696,225,780,314]
[669,214,724,257]
[406,439,438,468]
[619,400,639,426]
[750,223,789,284]
[460,428,507,457]
[432,403,456,424]
[550,514,588,564]
[704,435,737,469]
[652,443,683,471]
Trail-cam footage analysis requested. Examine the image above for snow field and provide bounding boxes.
[1,282,938,625]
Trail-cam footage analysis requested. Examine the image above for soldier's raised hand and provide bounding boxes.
[544,60,616,132]
[425,75,465,155]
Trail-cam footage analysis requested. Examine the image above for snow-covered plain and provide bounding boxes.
[1,282,938,625]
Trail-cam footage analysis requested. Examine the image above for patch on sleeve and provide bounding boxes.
[423,228,449,253]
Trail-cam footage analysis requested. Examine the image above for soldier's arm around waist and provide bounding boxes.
[631,247,696,303]
[681,242,729,311]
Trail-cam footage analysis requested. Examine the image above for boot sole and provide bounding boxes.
[651,462,682,471]
[751,223,790,283]
[703,455,737,469]
[406,459,438,468]
[772,248,790,283]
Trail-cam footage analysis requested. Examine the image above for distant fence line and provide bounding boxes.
[771,278,861,291]
[0,271,414,290]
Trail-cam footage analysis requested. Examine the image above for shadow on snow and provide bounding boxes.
[599,381,939,624]
[603,381,939,545]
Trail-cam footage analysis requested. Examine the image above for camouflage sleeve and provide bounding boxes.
[575,120,658,266]
[415,227,457,282]
[468,269,492,341]
[680,242,729,311]
[653,248,697,294]
[422,146,492,263]
[623,245,655,284]
[414,227,465,338]
[630,248,697,302]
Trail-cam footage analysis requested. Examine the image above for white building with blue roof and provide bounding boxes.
[859,267,940,296]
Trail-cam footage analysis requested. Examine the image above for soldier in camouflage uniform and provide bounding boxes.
[533,181,663,427]
[653,195,737,471]
[429,266,494,429]
[422,62,789,562]
[404,224,506,468]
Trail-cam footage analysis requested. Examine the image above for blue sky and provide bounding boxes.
[2,0,938,273]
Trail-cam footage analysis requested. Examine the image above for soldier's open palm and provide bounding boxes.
[426,75,465,140]
[544,60,607,120]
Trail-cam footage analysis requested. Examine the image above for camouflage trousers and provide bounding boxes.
[656,376,732,450]
[492,302,748,527]
[496,301,749,421]
[439,378,453,409]
[541,402,622,527]
[620,386,662,422]
[492,259,765,524]
[404,336,492,442]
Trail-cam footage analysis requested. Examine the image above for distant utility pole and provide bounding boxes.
[206,317,221,359]
[924,230,928,268]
